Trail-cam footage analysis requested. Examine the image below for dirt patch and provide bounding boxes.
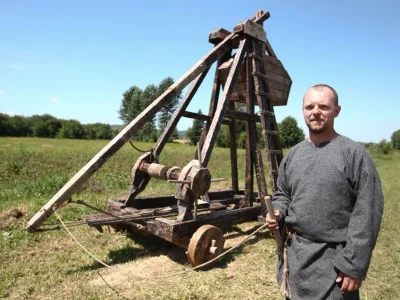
[172,139,189,144]
[90,255,179,288]
[0,207,25,231]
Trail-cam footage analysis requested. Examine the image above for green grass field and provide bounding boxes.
[0,137,399,299]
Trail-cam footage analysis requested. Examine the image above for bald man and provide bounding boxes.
[267,84,384,299]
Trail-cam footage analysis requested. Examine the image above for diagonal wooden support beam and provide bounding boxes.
[200,38,249,167]
[153,69,210,157]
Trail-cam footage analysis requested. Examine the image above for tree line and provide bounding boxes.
[0,113,117,140]
[2,75,399,153]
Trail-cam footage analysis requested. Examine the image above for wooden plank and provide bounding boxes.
[209,28,232,44]
[243,56,256,208]
[265,39,277,58]
[146,204,262,248]
[183,111,232,126]
[253,71,291,87]
[228,101,239,193]
[264,59,287,76]
[153,70,210,157]
[224,109,261,122]
[234,20,267,44]
[197,52,231,157]
[183,110,210,122]
[252,40,282,192]
[201,38,249,167]
[251,10,270,24]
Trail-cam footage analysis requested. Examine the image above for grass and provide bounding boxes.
[0,137,399,299]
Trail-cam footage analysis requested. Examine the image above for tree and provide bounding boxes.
[391,129,400,150]
[378,139,392,155]
[279,116,305,148]
[57,120,84,139]
[0,113,13,136]
[118,85,143,124]
[9,115,31,137]
[31,115,62,138]
[156,77,181,133]
[186,109,204,145]
[83,123,113,140]
[118,78,181,142]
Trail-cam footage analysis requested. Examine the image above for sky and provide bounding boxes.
[1,0,399,143]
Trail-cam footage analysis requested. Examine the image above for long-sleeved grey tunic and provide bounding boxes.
[273,135,384,299]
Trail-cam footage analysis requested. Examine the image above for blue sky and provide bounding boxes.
[1,0,399,142]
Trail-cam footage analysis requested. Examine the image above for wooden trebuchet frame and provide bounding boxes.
[26,10,289,264]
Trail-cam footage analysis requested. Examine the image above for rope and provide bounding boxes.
[129,141,153,153]
[53,207,270,278]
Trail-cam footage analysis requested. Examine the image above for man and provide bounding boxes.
[266,84,384,299]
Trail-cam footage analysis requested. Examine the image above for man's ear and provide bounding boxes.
[335,105,341,117]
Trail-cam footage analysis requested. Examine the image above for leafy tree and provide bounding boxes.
[279,116,305,148]
[186,109,204,145]
[391,129,400,150]
[157,77,181,133]
[378,139,392,155]
[118,85,144,125]
[216,125,230,148]
[32,116,62,138]
[118,78,181,142]
[9,115,31,137]
[0,113,13,136]
[57,120,84,139]
[83,123,113,140]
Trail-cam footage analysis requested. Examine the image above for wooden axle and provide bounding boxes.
[138,162,181,181]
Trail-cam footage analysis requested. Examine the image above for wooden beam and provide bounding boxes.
[182,111,232,125]
[243,56,256,208]
[228,101,239,193]
[153,70,209,157]
[182,111,210,122]
[224,109,261,123]
[234,20,267,44]
[209,28,232,45]
[146,204,262,248]
[201,38,249,167]
[197,51,231,158]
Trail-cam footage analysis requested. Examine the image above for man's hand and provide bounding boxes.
[336,271,362,292]
[266,209,280,232]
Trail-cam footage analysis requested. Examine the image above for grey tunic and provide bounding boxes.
[273,135,384,299]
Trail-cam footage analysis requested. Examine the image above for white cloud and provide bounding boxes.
[48,97,59,102]
[8,64,26,70]
[0,90,5,95]
[6,111,21,116]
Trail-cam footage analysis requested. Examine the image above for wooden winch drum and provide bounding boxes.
[218,54,292,106]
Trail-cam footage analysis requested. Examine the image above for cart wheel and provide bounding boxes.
[187,225,225,267]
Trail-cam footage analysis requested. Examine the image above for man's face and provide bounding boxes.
[302,88,341,134]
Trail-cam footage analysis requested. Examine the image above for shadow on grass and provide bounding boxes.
[201,224,274,270]
[68,223,275,274]
[67,231,187,274]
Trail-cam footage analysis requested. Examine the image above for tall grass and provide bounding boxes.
[0,137,398,299]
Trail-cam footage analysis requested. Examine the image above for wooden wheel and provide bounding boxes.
[187,225,225,267]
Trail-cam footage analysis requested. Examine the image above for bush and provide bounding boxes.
[378,139,392,155]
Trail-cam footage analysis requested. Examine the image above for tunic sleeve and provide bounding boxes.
[333,149,384,279]
[273,157,291,220]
